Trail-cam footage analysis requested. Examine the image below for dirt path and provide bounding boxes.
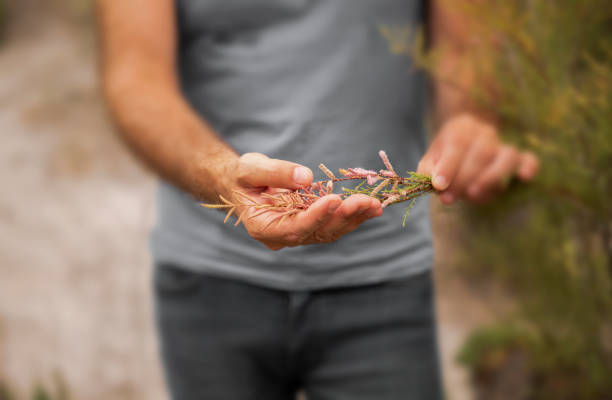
[0,4,164,399]
[0,4,492,399]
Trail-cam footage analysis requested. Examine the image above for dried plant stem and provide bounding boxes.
[201,150,436,228]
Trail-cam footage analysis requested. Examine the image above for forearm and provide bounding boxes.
[433,50,477,125]
[420,0,539,203]
[96,0,383,249]
[97,0,238,202]
[430,0,490,126]
[104,77,238,202]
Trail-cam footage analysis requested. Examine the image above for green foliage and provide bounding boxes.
[0,375,70,400]
[58,0,92,21]
[385,0,612,397]
[341,172,433,205]
[0,381,15,400]
[402,198,417,227]
[459,321,612,400]
[434,0,612,398]
[458,323,530,368]
[31,386,51,400]
[0,0,5,37]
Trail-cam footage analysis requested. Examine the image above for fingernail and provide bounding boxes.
[366,208,381,218]
[293,167,311,185]
[440,192,455,204]
[519,166,533,180]
[357,205,369,215]
[328,200,341,213]
[433,175,449,190]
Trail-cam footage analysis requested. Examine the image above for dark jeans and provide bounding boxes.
[154,265,443,400]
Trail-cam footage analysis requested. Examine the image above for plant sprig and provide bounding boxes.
[201,151,436,228]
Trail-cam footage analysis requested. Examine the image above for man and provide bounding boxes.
[97,1,539,399]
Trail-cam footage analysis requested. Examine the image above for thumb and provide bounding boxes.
[237,153,313,189]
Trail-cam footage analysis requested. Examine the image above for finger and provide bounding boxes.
[467,145,520,201]
[417,156,434,176]
[263,242,285,251]
[331,200,383,239]
[237,152,313,190]
[446,134,499,200]
[266,195,377,248]
[517,151,540,181]
[431,130,471,192]
[250,194,340,246]
[417,137,444,175]
[311,195,379,242]
[287,194,343,242]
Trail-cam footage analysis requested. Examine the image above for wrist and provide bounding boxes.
[438,108,497,130]
[442,112,498,135]
[189,148,240,202]
[214,154,241,201]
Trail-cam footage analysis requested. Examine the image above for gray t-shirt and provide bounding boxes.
[151,0,433,290]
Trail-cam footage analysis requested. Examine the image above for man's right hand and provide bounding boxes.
[222,153,382,251]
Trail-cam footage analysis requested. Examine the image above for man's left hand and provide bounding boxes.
[417,114,540,204]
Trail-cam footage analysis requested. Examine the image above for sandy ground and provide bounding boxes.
[0,4,499,399]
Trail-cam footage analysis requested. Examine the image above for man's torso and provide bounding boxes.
[151,0,434,290]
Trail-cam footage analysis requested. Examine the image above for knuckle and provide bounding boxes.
[237,154,260,178]
[238,153,254,167]
[480,124,497,139]
[313,231,330,243]
[471,140,498,163]
[240,152,263,162]
[351,194,371,203]
[316,228,341,243]
[478,146,498,163]
[460,113,476,125]
[238,153,265,176]
[470,150,487,165]
[315,213,329,226]
[417,160,426,172]
[452,132,470,148]
[337,215,351,227]
[504,146,519,160]
[328,232,342,242]
[439,121,457,139]
[237,163,250,182]
[478,178,495,191]
[450,113,472,127]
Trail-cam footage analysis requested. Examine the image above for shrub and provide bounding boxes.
[432,0,612,398]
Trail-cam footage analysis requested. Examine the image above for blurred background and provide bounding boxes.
[0,0,610,399]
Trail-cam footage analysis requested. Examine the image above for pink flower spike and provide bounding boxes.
[378,150,397,176]
[382,194,400,208]
[345,167,378,177]
[310,181,322,193]
[366,175,381,185]
[319,163,336,179]
[380,170,396,178]
[371,179,390,197]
